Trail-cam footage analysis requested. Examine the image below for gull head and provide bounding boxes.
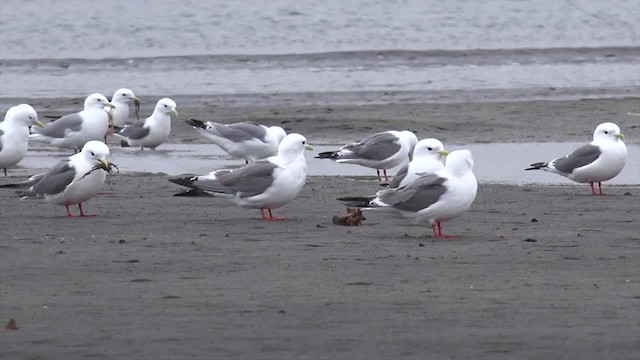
[112,88,140,106]
[593,122,624,142]
[6,104,44,128]
[85,93,116,110]
[81,140,111,169]
[413,138,448,160]
[155,98,178,117]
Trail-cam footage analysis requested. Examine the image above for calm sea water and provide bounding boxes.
[0,0,638,102]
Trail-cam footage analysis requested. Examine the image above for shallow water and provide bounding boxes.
[15,142,640,185]
[0,0,638,101]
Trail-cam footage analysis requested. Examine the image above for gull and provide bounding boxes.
[108,88,140,127]
[187,119,287,163]
[390,138,448,188]
[169,133,313,221]
[1,141,112,217]
[0,104,44,176]
[113,98,178,150]
[30,93,115,152]
[526,122,627,195]
[316,130,418,181]
[339,150,478,238]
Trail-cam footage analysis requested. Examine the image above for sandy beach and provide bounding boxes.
[1,97,639,359]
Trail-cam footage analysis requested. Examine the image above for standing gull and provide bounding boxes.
[0,104,44,176]
[0,141,112,217]
[339,150,477,238]
[316,130,418,181]
[390,138,448,188]
[187,119,286,163]
[169,133,313,221]
[108,88,140,127]
[113,98,178,150]
[30,93,115,152]
[525,122,627,195]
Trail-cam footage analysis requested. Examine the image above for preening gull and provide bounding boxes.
[526,122,627,195]
[0,104,44,176]
[187,119,286,163]
[113,98,178,150]
[316,130,418,181]
[169,133,313,221]
[0,141,112,217]
[339,150,478,238]
[389,138,448,188]
[30,93,115,152]
[108,88,140,127]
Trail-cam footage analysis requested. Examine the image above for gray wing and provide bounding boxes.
[195,161,279,197]
[378,174,447,212]
[342,132,401,161]
[25,159,76,196]
[118,123,150,140]
[389,163,409,188]
[552,144,601,173]
[32,113,83,138]
[210,122,267,143]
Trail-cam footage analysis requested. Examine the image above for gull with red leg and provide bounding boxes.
[0,141,114,217]
[338,150,477,239]
[170,133,313,221]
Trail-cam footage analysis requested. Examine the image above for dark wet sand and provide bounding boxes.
[1,97,639,359]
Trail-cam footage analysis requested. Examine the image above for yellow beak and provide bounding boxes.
[32,119,45,128]
[305,144,314,151]
[105,102,117,109]
[438,150,449,156]
[615,133,624,139]
[98,159,110,170]
[132,97,141,106]
[170,109,179,117]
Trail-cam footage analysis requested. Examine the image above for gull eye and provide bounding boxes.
[164,104,168,107]
[604,130,608,134]
[122,93,126,96]
[90,151,95,156]
[427,147,433,151]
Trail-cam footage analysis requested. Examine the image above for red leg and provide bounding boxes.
[267,209,287,221]
[383,169,389,181]
[436,222,458,238]
[65,204,75,218]
[376,169,382,181]
[431,223,439,237]
[260,208,269,220]
[589,181,598,195]
[78,203,96,217]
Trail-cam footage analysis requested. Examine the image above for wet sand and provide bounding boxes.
[1,97,639,359]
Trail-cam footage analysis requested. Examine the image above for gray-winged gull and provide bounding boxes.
[0,141,112,217]
[187,119,287,163]
[30,93,115,152]
[316,130,418,181]
[339,149,478,238]
[389,138,448,188]
[113,98,178,150]
[169,133,313,220]
[0,104,44,176]
[108,88,140,127]
[526,122,627,195]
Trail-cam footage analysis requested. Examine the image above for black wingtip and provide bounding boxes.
[315,151,338,159]
[336,196,374,208]
[525,162,547,171]
[168,176,196,188]
[186,119,207,129]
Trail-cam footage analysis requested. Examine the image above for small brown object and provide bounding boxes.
[6,318,19,330]
[332,208,366,226]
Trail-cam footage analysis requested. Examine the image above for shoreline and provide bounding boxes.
[1,95,639,359]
